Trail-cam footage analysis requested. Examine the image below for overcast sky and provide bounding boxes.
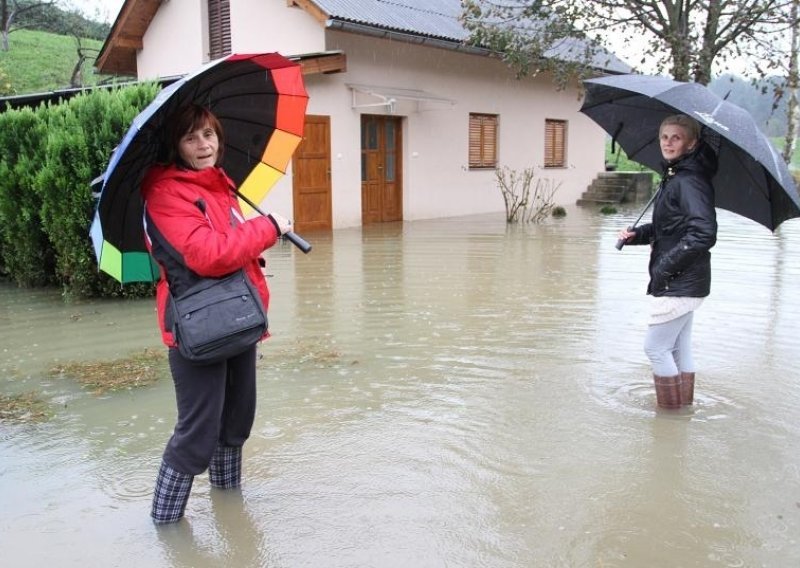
[77,0,124,23]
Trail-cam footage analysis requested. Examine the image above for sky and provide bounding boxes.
[76,0,124,24]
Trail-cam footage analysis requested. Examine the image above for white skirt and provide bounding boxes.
[649,296,704,325]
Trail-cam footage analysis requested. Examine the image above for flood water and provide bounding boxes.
[2,204,800,567]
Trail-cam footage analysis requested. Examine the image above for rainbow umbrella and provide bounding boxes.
[90,52,310,284]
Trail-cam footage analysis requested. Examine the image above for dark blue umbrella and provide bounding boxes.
[580,73,800,232]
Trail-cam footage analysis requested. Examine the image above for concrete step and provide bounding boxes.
[585,186,627,195]
[578,171,655,206]
[581,189,627,200]
[576,198,620,206]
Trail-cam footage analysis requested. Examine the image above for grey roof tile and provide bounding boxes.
[312,0,465,40]
[311,0,631,73]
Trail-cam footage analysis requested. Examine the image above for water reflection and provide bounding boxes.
[2,206,799,566]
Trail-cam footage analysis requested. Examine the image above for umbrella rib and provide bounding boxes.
[626,132,658,163]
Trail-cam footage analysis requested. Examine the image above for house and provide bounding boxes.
[95,0,630,231]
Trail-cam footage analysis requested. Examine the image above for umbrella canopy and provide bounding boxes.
[580,73,800,231]
[90,52,309,283]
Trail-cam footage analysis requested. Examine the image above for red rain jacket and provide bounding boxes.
[141,163,279,347]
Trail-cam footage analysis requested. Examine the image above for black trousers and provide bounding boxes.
[162,345,257,475]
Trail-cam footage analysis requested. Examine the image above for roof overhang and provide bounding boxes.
[94,0,160,76]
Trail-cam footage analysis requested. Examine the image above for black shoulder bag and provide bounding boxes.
[168,269,267,364]
[149,200,268,365]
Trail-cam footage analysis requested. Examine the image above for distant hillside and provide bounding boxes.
[12,3,111,41]
[0,29,116,95]
[709,74,792,138]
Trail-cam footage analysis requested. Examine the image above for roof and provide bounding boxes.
[95,0,631,76]
[312,0,629,72]
[311,0,467,41]
[95,0,159,76]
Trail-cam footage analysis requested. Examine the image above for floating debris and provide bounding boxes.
[50,349,168,395]
[260,338,344,369]
[0,392,51,423]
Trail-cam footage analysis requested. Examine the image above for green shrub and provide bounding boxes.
[600,205,618,215]
[551,206,567,217]
[0,83,159,298]
[0,105,54,286]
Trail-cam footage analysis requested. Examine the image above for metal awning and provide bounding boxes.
[347,83,456,113]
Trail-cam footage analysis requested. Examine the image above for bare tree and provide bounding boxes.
[63,7,99,88]
[496,166,562,223]
[1,0,55,51]
[781,0,799,165]
[462,1,798,86]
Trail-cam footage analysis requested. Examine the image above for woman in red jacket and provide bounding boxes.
[142,104,291,524]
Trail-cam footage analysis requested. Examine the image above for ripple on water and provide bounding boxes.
[587,371,741,421]
[96,455,160,501]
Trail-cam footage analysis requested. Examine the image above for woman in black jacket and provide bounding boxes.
[619,114,718,409]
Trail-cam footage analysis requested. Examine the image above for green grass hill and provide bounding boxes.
[0,29,114,96]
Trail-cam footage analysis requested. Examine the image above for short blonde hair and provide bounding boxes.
[660,114,701,142]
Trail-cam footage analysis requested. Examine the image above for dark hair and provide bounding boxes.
[164,104,225,168]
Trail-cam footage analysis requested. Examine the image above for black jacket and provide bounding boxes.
[631,143,718,297]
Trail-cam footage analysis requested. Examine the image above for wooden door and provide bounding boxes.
[293,115,332,232]
[361,115,403,224]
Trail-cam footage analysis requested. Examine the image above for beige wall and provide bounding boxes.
[139,0,205,79]
[231,0,326,55]
[134,2,607,228]
[262,31,607,228]
[137,0,325,79]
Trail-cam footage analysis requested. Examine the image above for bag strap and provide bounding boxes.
[145,198,237,298]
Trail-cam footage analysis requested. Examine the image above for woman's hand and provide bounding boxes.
[267,212,293,236]
[618,227,636,244]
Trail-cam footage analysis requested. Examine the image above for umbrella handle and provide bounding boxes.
[615,186,661,251]
[232,189,312,254]
[284,231,312,254]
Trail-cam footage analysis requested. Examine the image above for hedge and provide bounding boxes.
[0,83,160,298]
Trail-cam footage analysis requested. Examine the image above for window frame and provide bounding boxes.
[544,119,567,169]
[208,0,232,60]
[468,113,498,170]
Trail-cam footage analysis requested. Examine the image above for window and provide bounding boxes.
[544,119,567,168]
[469,113,498,169]
[208,0,231,60]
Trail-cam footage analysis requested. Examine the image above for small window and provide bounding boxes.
[208,0,231,60]
[469,113,498,169]
[545,119,567,168]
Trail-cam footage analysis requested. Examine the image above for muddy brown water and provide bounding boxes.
[1,205,799,567]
